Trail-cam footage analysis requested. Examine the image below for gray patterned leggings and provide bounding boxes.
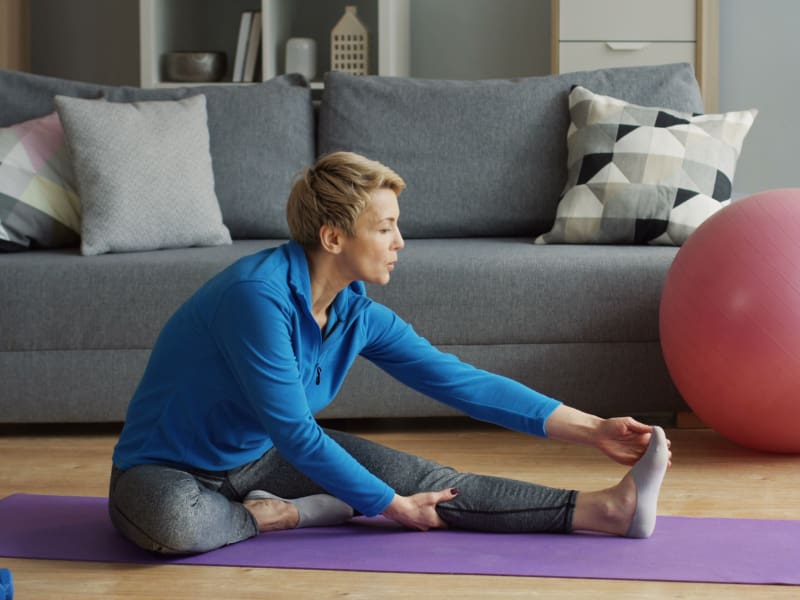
[108,428,577,554]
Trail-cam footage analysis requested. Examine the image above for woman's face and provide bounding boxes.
[338,188,405,286]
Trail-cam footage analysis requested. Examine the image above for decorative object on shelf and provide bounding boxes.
[162,51,227,83]
[331,5,369,75]
[285,38,317,82]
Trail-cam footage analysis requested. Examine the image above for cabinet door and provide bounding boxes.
[559,41,695,74]
[559,0,695,42]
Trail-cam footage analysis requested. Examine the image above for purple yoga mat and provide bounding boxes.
[0,494,798,585]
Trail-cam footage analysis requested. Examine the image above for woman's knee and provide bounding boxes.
[109,496,201,554]
[109,465,250,554]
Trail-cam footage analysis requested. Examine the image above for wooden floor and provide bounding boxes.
[1,419,799,599]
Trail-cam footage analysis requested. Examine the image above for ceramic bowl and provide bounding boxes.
[162,51,227,83]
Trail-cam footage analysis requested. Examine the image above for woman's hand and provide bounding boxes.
[381,489,459,531]
[545,405,672,467]
[593,416,671,466]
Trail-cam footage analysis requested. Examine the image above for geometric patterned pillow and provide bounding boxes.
[535,86,757,246]
[0,112,80,251]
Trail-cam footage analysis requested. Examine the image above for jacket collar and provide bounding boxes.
[286,240,368,320]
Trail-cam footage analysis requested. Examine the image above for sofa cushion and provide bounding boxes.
[318,64,704,239]
[0,112,80,251]
[0,69,314,239]
[536,86,757,246]
[1,239,676,354]
[364,238,679,345]
[55,95,231,256]
[0,240,283,352]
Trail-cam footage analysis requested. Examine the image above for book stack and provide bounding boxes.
[233,11,262,83]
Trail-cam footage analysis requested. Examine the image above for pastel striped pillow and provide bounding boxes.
[0,112,80,251]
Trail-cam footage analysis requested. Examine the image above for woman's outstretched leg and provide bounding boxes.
[322,429,578,534]
[324,426,669,537]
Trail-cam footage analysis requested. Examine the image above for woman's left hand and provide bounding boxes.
[593,417,671,466]
[545,405,672,467]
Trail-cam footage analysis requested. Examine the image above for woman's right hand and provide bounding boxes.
[381,489,459,531]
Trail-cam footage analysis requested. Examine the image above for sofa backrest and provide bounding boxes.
[1,64,703,243]
[318,63,704,239]
[0,69,314,240]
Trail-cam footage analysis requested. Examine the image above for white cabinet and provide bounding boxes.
[558,42,696,73]
[139,0,409,88]
[552,0,719,110]
[557,0,696,42]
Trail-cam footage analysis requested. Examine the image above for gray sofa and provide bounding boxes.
[0,64,704,424]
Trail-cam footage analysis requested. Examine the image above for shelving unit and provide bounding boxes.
[140,0,718,102]
[139,0,409,88]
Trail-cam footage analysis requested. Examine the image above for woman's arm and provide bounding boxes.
[545,404,666,466]
[360,304,561,438]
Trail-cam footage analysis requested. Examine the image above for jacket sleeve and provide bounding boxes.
[210,281,395,516]
[359,302,562,438]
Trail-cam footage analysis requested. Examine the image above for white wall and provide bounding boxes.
[719,0,800,194]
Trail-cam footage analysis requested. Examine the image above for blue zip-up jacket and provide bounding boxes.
[112,241,561,516]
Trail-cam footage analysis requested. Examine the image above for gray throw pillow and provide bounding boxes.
[1,69,314,239]
[318,63,705,238]
[55,94,231,256]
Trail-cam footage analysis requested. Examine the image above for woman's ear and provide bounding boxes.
[319,224,343,254]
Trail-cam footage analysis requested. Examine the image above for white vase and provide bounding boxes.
[285,38,317,81]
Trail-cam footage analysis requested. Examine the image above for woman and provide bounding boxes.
[109,152,671,554]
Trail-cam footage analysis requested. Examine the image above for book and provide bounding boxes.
[242,11,262,83]
[232,11,254,83]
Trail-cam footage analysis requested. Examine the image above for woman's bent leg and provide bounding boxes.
[108,465,258,554]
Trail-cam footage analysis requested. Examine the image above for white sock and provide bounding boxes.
[244,490,354,528]
[625,426,669,538]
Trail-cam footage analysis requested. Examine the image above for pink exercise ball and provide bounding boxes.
[660,188,800,453]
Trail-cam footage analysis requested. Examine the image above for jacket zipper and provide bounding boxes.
[315,321,341,385]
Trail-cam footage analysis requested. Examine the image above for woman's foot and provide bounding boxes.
[243,490,354,531]
[625,426,670,537]
[243,492,300,533]
[572,426,670,538]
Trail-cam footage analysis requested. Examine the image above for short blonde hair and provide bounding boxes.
[286,151,406,249]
